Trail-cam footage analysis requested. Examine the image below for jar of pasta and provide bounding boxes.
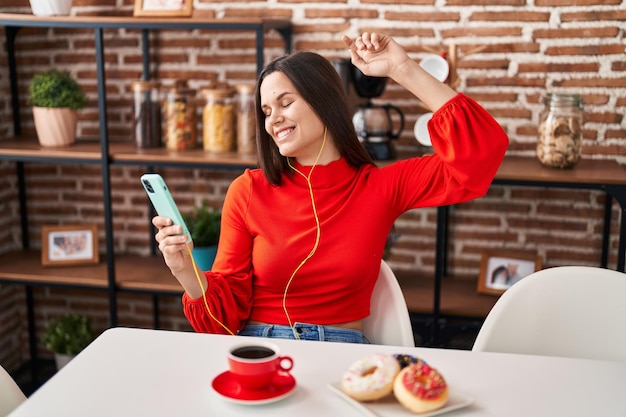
[235,84,256,155]
[163,81,197,150]
[130,80,162,148]
[537,93,583,168]
[202,86,235,153]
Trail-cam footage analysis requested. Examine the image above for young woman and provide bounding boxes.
[152,32,509,343]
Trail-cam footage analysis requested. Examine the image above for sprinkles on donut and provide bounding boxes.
[340,353,400,401]
[393,360,449,413]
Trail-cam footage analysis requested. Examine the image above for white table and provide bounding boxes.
[9,327,626,417]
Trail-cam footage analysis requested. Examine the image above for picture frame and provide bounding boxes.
[41,225,99,267]
[477,250,542,296]
[133,0,193,17]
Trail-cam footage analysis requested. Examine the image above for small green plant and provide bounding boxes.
[28,69,87,110]
[42,313,95,355]
[183,203,221,247]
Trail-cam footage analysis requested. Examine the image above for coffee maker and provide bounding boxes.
[333,60,404,160]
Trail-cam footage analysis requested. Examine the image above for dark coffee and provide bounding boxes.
[231,346,274,359]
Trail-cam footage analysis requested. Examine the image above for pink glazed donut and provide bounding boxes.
[340,354,400,401]
[393,360,449,414]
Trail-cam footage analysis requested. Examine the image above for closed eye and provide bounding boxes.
[261,98,294,118]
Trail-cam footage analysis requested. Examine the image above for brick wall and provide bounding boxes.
[0,0,624,367]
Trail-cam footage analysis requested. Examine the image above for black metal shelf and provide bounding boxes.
[0,12,291,374]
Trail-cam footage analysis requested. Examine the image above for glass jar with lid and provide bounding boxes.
[163,80,198,150]
[235,84,257,155]
[130,80,162,148]
[202,86,235,153]
[536,93,583,168]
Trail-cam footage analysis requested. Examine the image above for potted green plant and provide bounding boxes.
[183,203,221,271]
[28,69,87,147]
[42,312,94,370]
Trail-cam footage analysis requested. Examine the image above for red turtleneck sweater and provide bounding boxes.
[182,93,509,334]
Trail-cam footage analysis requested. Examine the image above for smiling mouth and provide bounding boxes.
[276,127,294,141]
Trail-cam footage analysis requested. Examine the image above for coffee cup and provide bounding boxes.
[227,342,293,390]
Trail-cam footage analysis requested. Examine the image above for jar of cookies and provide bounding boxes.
[202,86,235,153]
[130,80,162,148]
[163,80,197,150]
[536,93,583,169]
[235,84,257,155]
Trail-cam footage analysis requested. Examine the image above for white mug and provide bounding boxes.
[419,54,449,82]
[414,112,434,147]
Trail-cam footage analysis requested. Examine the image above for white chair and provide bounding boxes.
[0,364,26,417]
[363,260,415,347]
[472,266,626,362]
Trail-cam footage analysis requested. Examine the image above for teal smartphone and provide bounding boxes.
[141,173,191,243]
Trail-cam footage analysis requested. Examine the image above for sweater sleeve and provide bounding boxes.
[428,93,509,194]
[378,93,509,213]
[181,271,251,334]
[182,173,255,334]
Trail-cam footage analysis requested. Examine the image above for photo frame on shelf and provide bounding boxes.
[41,225,99,267]
[133,0,193,17]
[477,250,542,296]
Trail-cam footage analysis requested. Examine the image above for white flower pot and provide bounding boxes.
[54,353,74,370]
[32,107,78,147]
[29,0,73,16]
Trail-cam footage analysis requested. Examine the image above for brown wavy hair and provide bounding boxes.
[255,51,374,185]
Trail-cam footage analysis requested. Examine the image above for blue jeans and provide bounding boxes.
[238,322,370,344]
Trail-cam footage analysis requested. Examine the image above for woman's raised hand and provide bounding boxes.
[341,32,411,80]
[343,32,456,111]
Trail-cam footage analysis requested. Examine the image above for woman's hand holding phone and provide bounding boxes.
[152,215,192,270]
[142,174,207,299]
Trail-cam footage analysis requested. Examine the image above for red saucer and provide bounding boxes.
[212,370,296,404]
